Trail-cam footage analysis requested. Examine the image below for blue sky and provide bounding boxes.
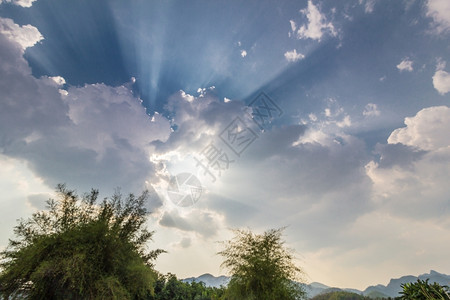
[0,0,449,289]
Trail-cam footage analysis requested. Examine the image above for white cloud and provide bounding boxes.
[171,237,191,249]
[0,154,53,250]
[336,115,351,128]
[396,58,414,72]
[426,0,450,33]
[433,70,450,95]
[0,20,171,197]
[363,103,380,117]
[290,20,297,32]
[0,17,43,50]
[432,62,450,95]
[359,0,378,13]
[366,106,450,220]
[388,106,450,151]
[366,144,450,220]
[240,49,247,57]
[436,59,446,71]
[0,0,37,8]
[284,49,305,62]
[49,76,66,86]
[294,0,336,41]
[358,106,450,286]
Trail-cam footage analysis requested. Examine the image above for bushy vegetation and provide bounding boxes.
[218,228,306,300]
[149,273,225,300]
[400,279,450,300]
[5,184,447,300]
[0,184,164,299]
[0,185,306,300]
[311,291,369,300]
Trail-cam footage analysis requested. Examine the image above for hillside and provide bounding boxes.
[183,270,450,299]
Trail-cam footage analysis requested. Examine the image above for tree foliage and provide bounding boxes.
[0,184,165,300]
[218,228,305,300]
[400,279,450,300]
[150,273,226,300]
[310,291,375,300]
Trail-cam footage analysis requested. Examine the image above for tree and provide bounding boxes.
[150,273,226,300]
[310,291,373,300]
[400,279,450,300]
[218,228,305,300]
[0,184,165,300]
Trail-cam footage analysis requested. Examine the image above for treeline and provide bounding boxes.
[0,185,449,300]
[310,290,395,300]
[0,186,304,300]
[149,273,225,300]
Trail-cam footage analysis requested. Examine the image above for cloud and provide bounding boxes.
[151,89,247,159]
[0,154,53,249]
[366,106,450,220]
[359,0,378,13]
[0,0,37,8]
[366,147,450,220]
[374,143,425,169]
[432,62,450,95]
[387,106,450,151]
[336,115,351,128]
[363,103,380,117]
[27,193,52,210]
[149,90,373,250]
[159,209,224,238]
[50,76,66,86]
[240,50,247,57]
[290,20,297,32]
[171,237,191,249]
[0,18,43,50]
[294,0,336,41]
[284,49,305,62]
[0,19,171,198]
[433,70,450,95]
[396,58,414,72]
[426,0,450,33]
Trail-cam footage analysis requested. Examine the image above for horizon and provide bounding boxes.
[0,0,449,291]
[181,269,449,290]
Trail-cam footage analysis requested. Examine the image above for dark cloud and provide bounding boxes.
[374,143,426,169]
[158,209,221,239]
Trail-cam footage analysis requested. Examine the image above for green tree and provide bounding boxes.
[218,228,305,300]
[0,184,165,300]
[400,279,450,300]
[150,273,226,300]
[311,290,371,300]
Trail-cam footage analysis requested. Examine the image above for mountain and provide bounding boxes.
[304,284,365,298]
[182,273,230,288]
[362,270,450,298]
[182,270,450,299]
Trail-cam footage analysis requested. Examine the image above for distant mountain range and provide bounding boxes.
[182,273,230,288]
[182,270,450,299]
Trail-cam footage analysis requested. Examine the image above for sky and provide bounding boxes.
[0,0,449,290]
